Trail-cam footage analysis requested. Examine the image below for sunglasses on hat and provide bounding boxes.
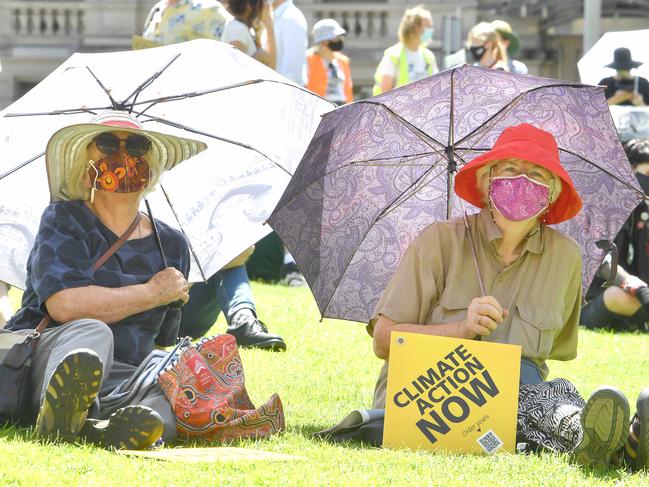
[93,132,152,157]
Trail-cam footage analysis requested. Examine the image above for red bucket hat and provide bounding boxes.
[454,123,582,224]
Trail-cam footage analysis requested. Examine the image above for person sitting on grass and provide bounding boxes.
[581,138,649,333]
[1,110,206,449]
[368,123,649,471]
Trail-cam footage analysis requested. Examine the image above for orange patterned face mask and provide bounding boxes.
[89,151,150,193]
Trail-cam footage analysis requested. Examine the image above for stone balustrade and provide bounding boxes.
[313,8,390,41]
[5,1,85,37]
[301,2,406,49]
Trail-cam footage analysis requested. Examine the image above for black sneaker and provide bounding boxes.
[35,349,103,442]
[80,405,164,450]
[228,311,287,352]
[572,386,630,468]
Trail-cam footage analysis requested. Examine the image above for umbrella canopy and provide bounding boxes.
[269,64,645,323]
[578,29,649,85]
[0,39,332,288]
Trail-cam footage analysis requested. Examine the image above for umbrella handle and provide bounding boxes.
[460,201,487,342]
[145,198,184,309]
[461,209,487,297]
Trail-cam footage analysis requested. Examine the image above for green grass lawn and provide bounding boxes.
[1,283,649,486]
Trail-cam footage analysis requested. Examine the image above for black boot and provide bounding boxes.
[227,309,287,351]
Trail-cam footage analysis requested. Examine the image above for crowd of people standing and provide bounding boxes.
[1,0,649,474]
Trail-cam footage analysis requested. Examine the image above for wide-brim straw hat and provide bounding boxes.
[45,110,207,202]
[454,123,582,224]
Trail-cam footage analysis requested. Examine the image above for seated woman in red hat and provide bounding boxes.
[369,123,645,469]
[3,110,206,449]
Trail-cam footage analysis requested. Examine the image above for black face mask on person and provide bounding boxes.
[469,45,486,62]
[327,40,344,52]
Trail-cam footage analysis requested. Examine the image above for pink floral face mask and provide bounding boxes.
[489,175,550,222]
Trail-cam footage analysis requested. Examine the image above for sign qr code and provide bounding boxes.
[477,430,503,454]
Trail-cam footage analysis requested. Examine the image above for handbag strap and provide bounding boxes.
[34,212,143,334]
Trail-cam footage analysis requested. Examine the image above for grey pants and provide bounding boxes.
[8,319,177,441]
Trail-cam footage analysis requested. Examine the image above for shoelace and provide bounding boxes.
[251,319,269,334]
[231,311,269,334]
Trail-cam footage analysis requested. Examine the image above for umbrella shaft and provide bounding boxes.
[144,198,168,268]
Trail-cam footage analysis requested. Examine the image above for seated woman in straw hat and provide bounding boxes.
[3,110,206,449]
[369,124,648,470]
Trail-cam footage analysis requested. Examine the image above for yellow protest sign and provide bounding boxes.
[383,332,521,455]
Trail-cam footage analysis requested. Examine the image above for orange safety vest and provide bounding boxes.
[306,48,353,103]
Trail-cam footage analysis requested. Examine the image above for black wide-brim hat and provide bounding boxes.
[606,47,643,70]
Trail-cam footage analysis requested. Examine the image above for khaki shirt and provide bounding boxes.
[369,208,582,408]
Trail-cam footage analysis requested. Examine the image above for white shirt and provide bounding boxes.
[323,58,347,103]
[509,59,529,75]
[273,0,307,85]
[222,18,256,57]
[377,47,436,84]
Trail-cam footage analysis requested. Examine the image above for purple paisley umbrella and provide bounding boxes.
[269,65,645,323]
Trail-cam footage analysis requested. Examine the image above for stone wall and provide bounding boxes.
[1,0,648,108]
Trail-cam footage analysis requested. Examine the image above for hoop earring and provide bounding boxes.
[541,180,555,223]
[88,159,99,203]
[487,165,496,223]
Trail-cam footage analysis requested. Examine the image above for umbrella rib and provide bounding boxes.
[4,107,107,117]
[557,147,646,196]
[268,151,440,219]
[349,100,446,151]
[3,79,331,120]
[451,82,600,164]
[86,67,119,110]
[121,53,182,111]
[452,82,601,148]
[319,158,447,316]
[159,183,208,282]
[448,67,456,147]
[377,160,448,221]
[131,79,335,117]
[454,92,527,164]
[140,115,293,177]
[133,80,265,117]
[0,152,44,181]
[446,67,457,219]
[322,152,436,167]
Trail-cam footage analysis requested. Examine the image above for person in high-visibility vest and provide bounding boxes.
[306,19,353,105]
[372,5,438,96]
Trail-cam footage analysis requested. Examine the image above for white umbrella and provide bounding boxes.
[0,39,333,288]
[578,29,649,85]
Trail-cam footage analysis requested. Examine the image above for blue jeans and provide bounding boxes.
[180,265,256,338]
[520,358,543,385]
